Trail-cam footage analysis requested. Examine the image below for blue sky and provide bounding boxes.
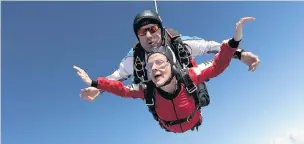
[2,1,304,144]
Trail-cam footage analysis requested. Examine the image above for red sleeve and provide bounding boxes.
[95,77,145,99]
[192,41,237,83]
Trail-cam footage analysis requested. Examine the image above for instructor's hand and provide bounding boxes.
[73,65,92,86]
[234,17,255,41]
[241,51,260,72]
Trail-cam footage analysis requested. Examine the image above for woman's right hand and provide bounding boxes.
[80,87,101,102]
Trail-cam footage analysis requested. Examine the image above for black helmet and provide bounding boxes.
[133,10,163,38]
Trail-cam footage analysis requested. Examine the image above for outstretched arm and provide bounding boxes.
[73,49,134,89]
[192,39,238,83]
[90,77,144,99]
[192,17,255,83]
[182,34,259,72]
[181,36,244,59]
[73,65,143,100]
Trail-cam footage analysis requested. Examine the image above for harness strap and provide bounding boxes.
[143,82,160,122]
[179,69,199,106]
[166,28,192,69]
[144,82,155,106]
[133,45,149,84]
[190,117,202,131]
[162,104,200,126]
[159,69,201,127]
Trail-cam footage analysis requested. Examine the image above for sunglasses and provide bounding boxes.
[137,25,159,36]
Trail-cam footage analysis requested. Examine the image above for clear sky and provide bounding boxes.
[2,1,304,144]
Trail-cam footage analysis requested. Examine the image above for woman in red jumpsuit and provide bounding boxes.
[78,17,256,133]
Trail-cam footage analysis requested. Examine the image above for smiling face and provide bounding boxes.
[146,53,172,87]
[137,24,162,52]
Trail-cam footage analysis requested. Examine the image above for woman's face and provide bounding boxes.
[146,53,171,87]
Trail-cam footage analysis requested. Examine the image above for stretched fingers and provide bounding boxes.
[239,17,255,24]
[73,65,82,72]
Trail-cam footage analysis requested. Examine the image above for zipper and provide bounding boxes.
[171,100,184,132]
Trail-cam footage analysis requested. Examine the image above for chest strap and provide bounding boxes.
[161,104,200,127]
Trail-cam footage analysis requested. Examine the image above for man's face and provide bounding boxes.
[146,53,171,87]
[137,24,162,52]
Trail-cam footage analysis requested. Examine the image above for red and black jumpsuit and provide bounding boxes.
[93,39,238,133]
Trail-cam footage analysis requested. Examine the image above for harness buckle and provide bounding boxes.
[186,84,197,94]
[138,75,149,83]
[186,116,191,122]
[145,97,154,106]
[168,121,173,126]
[134,57,150,83]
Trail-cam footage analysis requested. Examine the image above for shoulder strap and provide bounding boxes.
[165,28,181,56]
[143,81,155,106]
[177,69,200,107]
[165,28,194,69]
[143,81,159,120]
[180,68,211,108]
[132,43,148,84]
[177,68,211,108]
[165,28,181,39]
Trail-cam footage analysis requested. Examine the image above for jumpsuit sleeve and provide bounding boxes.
[94,77,144,99]
[191,39,239,83]
[105,48,134,81]
[181,35,245,60]
[181,35,221,57]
